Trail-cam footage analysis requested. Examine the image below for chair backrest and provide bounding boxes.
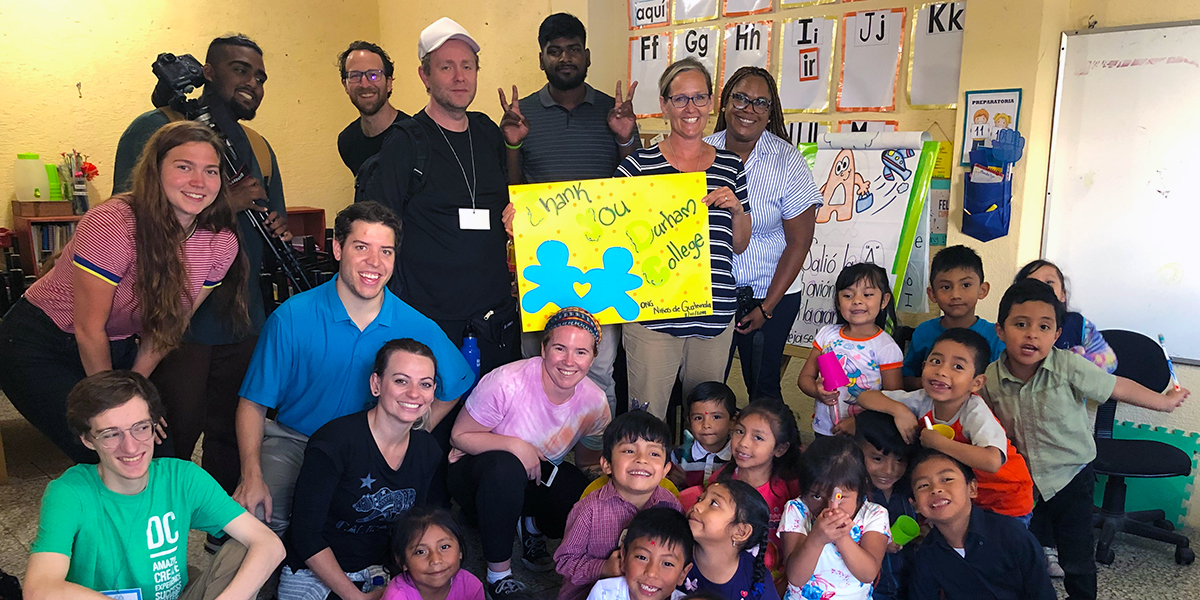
[1095,329,1171,438]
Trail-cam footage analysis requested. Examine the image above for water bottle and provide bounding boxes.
[14,154,51,201]
[461,325,481,391]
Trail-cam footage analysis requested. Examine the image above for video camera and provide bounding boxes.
[150,52,315,293]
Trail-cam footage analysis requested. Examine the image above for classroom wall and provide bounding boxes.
[0,0,377,228]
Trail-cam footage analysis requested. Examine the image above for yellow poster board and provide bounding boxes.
[511,173,713,332]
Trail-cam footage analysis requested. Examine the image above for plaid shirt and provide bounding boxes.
[555,481,682,600]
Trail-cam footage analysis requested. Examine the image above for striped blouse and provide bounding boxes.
[614,144,750,338]
[24,199,239,340]
[705,130,824,297]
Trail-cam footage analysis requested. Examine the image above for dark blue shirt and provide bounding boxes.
[910,506,1055,600]
[678,552,779,600]
[869,485,918,600]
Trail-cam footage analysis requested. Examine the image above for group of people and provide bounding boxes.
[3,8,1190,600]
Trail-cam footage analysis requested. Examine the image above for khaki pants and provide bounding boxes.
[179,540,248,600]
[623,321,735,419]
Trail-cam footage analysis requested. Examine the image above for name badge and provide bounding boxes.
[103,590,143,600]
[459,208,490,230]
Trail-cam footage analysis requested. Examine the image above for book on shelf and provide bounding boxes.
[30,222,77,273]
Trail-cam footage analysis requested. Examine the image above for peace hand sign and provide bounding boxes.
[608,80,638,144]
[498,85,529,146]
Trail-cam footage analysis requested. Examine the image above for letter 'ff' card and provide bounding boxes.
[510,173,712,332]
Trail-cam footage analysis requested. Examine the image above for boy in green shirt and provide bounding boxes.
[25,371,284,600]
[983,279,1188,600]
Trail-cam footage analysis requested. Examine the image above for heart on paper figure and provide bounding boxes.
[574,282,590,297]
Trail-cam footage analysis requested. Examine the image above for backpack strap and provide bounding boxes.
[241,124,274,184]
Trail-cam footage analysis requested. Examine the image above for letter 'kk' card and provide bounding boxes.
[510,173,712,332]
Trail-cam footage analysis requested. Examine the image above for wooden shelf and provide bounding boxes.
[13,214,83,277]
[287,206,326,251]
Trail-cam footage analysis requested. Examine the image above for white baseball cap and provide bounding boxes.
[418,17,481,60]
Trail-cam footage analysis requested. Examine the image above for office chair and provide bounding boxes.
[1092,329,1194,565]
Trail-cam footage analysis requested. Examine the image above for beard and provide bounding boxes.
[225,94,257,121]
[352,88,390,116]
[545,66,587,91]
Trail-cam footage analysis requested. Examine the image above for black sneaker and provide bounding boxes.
[486,575,527,600]
[205,533,229,554]
[517,519,554,572]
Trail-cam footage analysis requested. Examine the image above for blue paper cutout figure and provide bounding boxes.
[580,247,643,320]
[522,240,583,313]
[881,149,915,181]
[991,128,1025,165]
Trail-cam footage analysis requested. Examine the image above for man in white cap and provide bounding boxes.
[361,17,525,378]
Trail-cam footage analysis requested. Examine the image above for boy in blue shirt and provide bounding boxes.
[903,246,1004,391]
[855,410,918,600]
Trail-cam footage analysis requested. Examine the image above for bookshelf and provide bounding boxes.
[286,206,326,250]
[13,214,82,277]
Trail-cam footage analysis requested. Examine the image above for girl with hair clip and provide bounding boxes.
[779,436,890,600]
[0,120,248,464]
[1014,259,1117,373]
[384,506,484,600]
[281,339,445,600]
[797,262,903,438]
[706,66,822,403]
[682,480,780,600]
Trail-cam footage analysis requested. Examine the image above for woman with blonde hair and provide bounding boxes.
[0,120,248,463]
[614,57,752,419]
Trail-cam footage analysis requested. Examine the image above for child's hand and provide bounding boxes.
[831,415,857,436]
[814,507,852,543]
[813,375,841,406]
[919,426,946,448]
[601,549,623,577]
[892,410,921,444]
[1160,386,1191,412]
[887,541,902,554]
[666,464,688,490]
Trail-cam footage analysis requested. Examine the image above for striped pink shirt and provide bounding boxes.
[24,199,239,340]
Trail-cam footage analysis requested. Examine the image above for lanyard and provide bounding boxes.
[436,123,477,209]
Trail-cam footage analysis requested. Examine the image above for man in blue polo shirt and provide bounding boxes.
[506,12,639,414]
[231,201,473,536]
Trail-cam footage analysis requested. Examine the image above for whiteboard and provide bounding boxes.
[1045,21,1200,363]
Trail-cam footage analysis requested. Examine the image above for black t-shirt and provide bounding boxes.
[287,410,440,572]
[338,111,408,175]
[383,109,511,321]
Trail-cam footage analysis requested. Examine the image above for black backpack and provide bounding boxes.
[353,117,429,214]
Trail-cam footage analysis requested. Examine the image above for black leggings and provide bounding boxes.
[448,450,586,564]
[0,298,138,463]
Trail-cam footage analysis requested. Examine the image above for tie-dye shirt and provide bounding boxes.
[810,325,903,436]
[460,357,610,464]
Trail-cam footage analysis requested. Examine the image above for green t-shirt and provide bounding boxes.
[31,458,245,600]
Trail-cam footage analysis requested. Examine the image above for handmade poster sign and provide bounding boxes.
[673,26,721,90]
[722,21,772,83]
[909,2,966,108]
[838,120,899,132]
[511,173,712,331]
[785,132,936,347]
[785,121,831,146]
[778,16,837,113]
[723,0,771,17]
[961,88,1020,164]
[673,0,718,23]
[838,9,907,111]
[781,0,835,8]
[630,0,670,29]
[629,32,672,117]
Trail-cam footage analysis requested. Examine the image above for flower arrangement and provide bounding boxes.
[59,151,96,214]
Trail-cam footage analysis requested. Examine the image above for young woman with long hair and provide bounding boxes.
[0,120,248,463]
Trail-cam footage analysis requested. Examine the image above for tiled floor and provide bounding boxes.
[1,359,1197,598]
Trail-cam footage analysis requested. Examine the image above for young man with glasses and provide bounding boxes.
[24,371,284,600]
[337,41,408,175]
[502,12,639,420]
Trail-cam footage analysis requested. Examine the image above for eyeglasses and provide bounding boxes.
[665,93,711,109]
[345,69,385,83]
[730,92,772,114]
[90,420,155,450]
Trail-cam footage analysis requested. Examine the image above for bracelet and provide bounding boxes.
[758,304,773,320]
[617,134,638,147]
[505,140,523,150]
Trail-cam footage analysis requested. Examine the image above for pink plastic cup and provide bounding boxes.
[816,352,850,391]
